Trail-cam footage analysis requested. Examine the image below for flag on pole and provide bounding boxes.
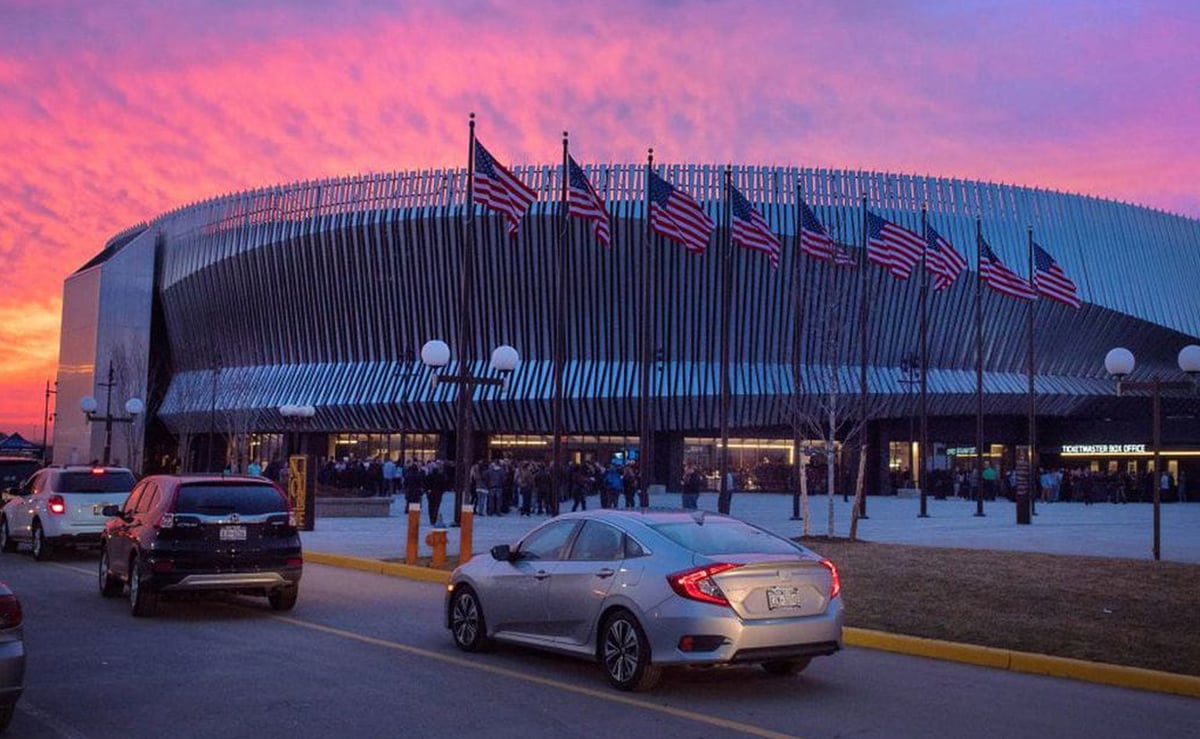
[924,223,967,292]
[648,170,714,253]
[473,139,538,237]
[729,185,781,269]
[979,236,1036,300]
[567,157,610,247]
[799,200,855,266]
[867,212,924,279]
[1033,243,1082,308]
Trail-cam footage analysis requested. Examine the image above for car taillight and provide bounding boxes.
[0,594,22,629]
[820,559,841,599]
[287,557,303,567]
[48,494,67,515]
[667,563,740,607]
[91,467,105,475]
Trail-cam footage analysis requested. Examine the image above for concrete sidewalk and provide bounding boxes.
[300,492,1200,564]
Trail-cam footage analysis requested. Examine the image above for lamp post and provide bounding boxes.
[1103,345,1200,561]
[279,403,317,531]
[42,380,57,465]
[898,353,927,516]
[421,339,520,526]
[80,360,144,467]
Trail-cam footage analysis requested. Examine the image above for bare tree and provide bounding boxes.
[219,369,265,473]
[108,341,150,473]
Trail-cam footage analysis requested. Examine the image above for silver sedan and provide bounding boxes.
[444,508,843,691]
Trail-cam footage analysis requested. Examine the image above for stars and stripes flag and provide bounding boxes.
[473,139,538,237]
[1033,243,1082,308]
[648,171,714,254]
[867,212,925,279]
[799,200,855,266]
[567,157,610,248]
[924,223,967,291]
[729,184,781,269]
[979,236,1036,300]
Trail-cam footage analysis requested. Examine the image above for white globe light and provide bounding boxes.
[80,396,98,414]
[1104,347,1136,377]
[421,340,451,369]
[490,344,520,373]
[1178,344,1200,374]
[297,404,316,418]
[124,398,145,416]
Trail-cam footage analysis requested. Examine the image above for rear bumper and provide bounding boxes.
[160,571,297,592]
[47,530,103,546]
[643,597,844,667]
[0,640,26,703]
[143,556,302,594]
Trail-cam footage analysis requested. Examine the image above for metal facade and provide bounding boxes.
[143,165,1200,436]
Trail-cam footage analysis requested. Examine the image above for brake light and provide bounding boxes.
[287,557,303,567]
[91,467,105,475]
[820,559,841,599]
[48,494,67,515]
[0,594,22,629]
[667,563,740,607]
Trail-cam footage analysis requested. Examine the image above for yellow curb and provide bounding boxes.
[306,552,1200,699]
[844,627,1200,699]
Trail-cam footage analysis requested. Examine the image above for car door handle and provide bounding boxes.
[534,570,551,580]
[595,568,616,579]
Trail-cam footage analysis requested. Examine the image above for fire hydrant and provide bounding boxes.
[425,528,448,569]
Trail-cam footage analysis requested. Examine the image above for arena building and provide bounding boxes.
[53,164,1200,498]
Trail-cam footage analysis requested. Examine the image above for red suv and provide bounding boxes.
[99,474,303,617]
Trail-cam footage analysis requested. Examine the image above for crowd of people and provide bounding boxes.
[936,464,1190,504]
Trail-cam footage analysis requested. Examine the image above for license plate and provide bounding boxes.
[92,504,108,515]
[766,586,804,610]
[219,525,247,541]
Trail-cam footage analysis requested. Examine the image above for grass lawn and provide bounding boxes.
[799,537,1200,677]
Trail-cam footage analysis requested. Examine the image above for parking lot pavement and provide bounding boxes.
[300,492,1200,564]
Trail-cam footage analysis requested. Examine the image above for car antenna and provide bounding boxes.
[691,510,706,526]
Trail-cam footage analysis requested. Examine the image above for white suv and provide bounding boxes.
[0,466,137,560]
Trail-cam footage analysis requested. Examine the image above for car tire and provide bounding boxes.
[449,586,492,652]
[128,553,158,617]
[761,658,811,677]
[0,701,13,732]
[0,517,16,553]
[268,585,299,611]
[31,521,51,561]
[98,546,122,598]
[600,610,661,692]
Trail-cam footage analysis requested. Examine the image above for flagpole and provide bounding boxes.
[858,195,869,520]
[452,112,479,526]
[1026,225,1037,522]
[638,150,655,507]
[718,168,734,515]
[918,206,930,518]
[974,217,985,517]
[552,132,569,516]
[791,184,806,521]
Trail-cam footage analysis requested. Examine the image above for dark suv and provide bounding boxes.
[99,474,302,617]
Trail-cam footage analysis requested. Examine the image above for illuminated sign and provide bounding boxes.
[1060,444,1146,455]
[946,447,976,456]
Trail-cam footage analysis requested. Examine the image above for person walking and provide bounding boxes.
[515,461,535,516]
[424,461,446,525]
[681,464,702,510]
[621,464,638,509]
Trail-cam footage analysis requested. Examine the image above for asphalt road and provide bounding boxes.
[1,552,1196,739]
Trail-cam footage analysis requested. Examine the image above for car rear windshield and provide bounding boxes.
[650,519,802,556]
[58,471,137,492]
[174,484,286,515]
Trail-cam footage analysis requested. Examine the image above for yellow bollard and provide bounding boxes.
[406,502,421,565]
[458,504,474,565]
[425,528,448,569]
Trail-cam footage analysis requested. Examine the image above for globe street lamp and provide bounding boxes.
[279,403,317,531]
[80,360,144,467]
[1103,345,1200,561]
[421,339,520,526]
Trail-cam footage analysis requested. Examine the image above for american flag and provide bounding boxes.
[648,171,714,254]
[473,139,538,237]
[866,212,924,279]
[799,200,855,266]
[568,157,610,248]
[729,184,780,269]
[924,223,966,292]
[1033,243,1081,308]
[979,237,1036,300]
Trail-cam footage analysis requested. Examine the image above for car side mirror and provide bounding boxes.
[101,504,123,518]
[490,544,514,562]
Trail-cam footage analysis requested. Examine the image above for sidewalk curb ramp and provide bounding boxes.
[306,550,1200,699]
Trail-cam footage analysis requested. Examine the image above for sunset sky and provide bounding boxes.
[1,0,1197,439]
